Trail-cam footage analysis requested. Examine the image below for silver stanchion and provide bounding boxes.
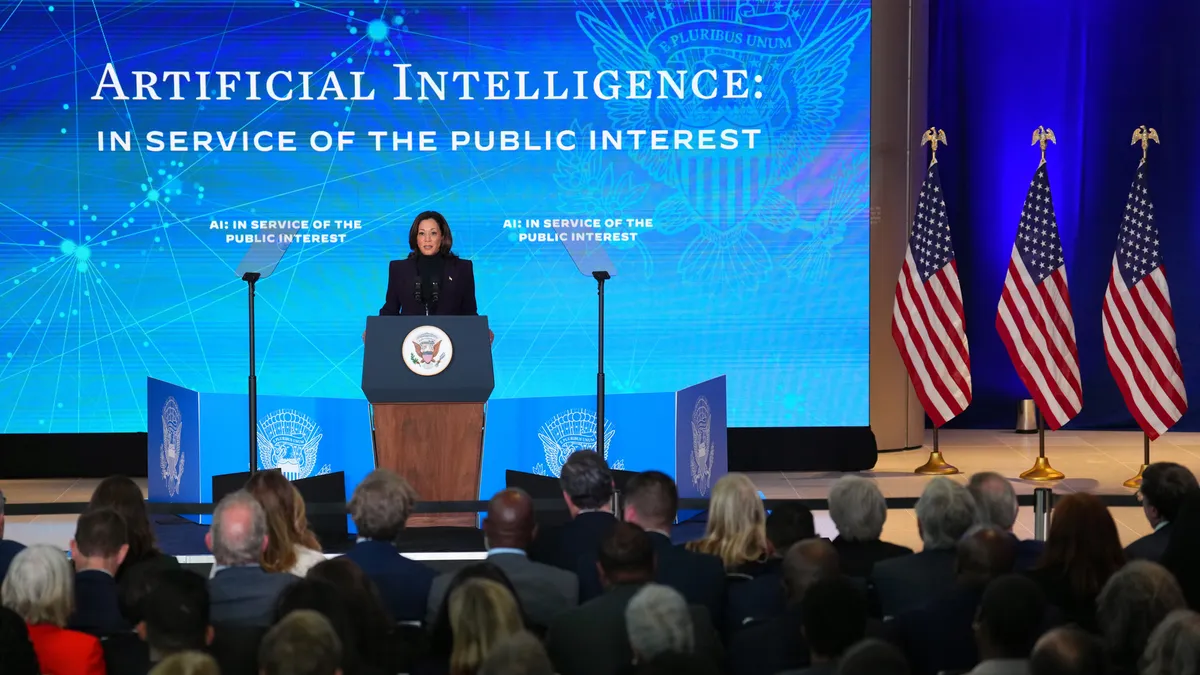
[1016,399,1038,434]
[1033,487,1053,541]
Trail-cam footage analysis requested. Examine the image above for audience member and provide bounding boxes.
[685,473,771,576]
[967,574,1047,675]
[626,584,694,663]
[0,604,40,675]
[0,489,26,583]
[545,523,721,675]
[968,472,1044,570]
[307,557,410,673]
[69,507,130,637]
[1141,609,1200,675]
[342,469,437,623]
[206,490,297,627]
[477,631,554,675]
[444,578,525,675]
[259,609,343,675]
[784,576,869,675]
[889,526,1017,675]
[88,476,181,600]
[139,569,214,667]
[1096,560,1185,675]
[426,563,530,670]
[836,639,910,675]
[1028,627,1103,675]
[871,477,976,618]
[1161,490,1200,611]
[1,544,106,675]
[628,651,722,675]
[610,472,725,621]
[245,470,325,576]
[431,489,577,629]
[277,579,379,675]
[727,503,818,632]
[728,538,840,675]
[828,476,912,579]
[147,650,220,675]
[528,450,617,573]
[1025,492,1124,632]
[1128,463,1198,563]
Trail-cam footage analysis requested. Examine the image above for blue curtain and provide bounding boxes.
[927,0,1200,430]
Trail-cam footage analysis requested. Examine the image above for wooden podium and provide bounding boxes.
[362,315,494,528]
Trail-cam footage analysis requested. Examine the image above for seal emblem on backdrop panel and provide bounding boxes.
[533,409,622,476]
[159,397,184,497]
[257,409,330,480]
[404,325,452,376]
[690,395,716,496]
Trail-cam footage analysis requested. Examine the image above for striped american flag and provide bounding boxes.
[996,164,1081,430]
[891,162,972,426]
[1102,164,1186,439]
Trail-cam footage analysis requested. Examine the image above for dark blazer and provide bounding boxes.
[529,511,618,574]
[70,570,128,637]
[0,605,39,675]
[728,606,808,675]
[1013,537,1046,571]
[427,551,578,628]
[887,583,984,675]
[869,548,958,619]
[342,540,437,623]
[831,537,913,579]
[0,539,26,584]
[208,565,298,628]
[1125,523,1172,563]
[1024,566,1101,633]
[726,558,785,633]
[545,583,722,675]
[378,256,478,316]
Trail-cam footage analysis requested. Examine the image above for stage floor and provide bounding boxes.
[1,429,1182,554]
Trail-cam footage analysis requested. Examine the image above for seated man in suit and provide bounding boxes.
[528,450,618,574]
[136,569,215,669]
[342,469,437,623]
[68,507,130,637]
[968,472,1044,571]
[207,490,298,627]
[1125,462,1197,563]
[580,471,725,620]
[871,477,976,619]
[0,489,26,583]
[966,575,1046,675]
[545,522,721,675]
[727,503,818,632]
[828,476,912,580]
[259,610,342,675]
[427,488,578,629]
[781,576,869,675]
[728,538,840,675]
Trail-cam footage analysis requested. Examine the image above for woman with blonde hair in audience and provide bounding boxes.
[2,545,106,675]
[244,469,325,576]
[685,473,771,575]
[445,578,524,675]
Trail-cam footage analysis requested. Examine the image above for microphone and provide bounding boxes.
[413,278,422,304]
[431,281,440,306]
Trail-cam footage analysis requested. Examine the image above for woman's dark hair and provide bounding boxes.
[428,563,527,659]
[407,210,456,257]
[1035,492,1125,599]
[277,580,368,675]
[88,475,158,566]
[307,557,396,668]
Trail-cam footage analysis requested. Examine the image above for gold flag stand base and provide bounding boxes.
[1123,464,1148,489]
[915,451,958,475]
[1020,456,1064,481]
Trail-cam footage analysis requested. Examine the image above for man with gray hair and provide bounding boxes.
[0,489,26,582]
[342,468,436,623]
[626,583,695,663]
[828,476,913,579]
[1096,560,1186,675]
[968,472,1044,570]
[871,476,977,618]
[259,609,342,675]
[206,490,296,627]
[529,450,618,574]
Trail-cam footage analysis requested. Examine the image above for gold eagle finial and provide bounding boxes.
[1031,126,1057,165]
[1131,125,1160,163]
[921,127,948,167]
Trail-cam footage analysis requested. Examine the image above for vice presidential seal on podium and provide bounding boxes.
[362,211,493,528]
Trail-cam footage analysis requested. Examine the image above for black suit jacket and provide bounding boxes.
[342,540,437,623]
[545,583,722,675]
[208,566,298,628]
[1125,524,1172,563]
[0,539,27,585]
[725,558,785,634]
[529,511,618,574]
[0,605,39,675]
[70,570,129,637]
[378,256,478,316]
[728,606,808,675]
[887,583,983,675]
[869,548,957,619]
[831,537,913,579]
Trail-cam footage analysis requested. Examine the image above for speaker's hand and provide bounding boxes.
[489,330,494,345]
[361,329,366,344]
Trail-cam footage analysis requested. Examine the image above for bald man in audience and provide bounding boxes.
[1029,627,1103,675]
[427,488,578,629]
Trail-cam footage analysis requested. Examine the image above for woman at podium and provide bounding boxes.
[378,211,479,316]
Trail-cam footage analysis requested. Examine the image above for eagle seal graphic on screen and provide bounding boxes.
[574,0,870,284]
[256,409,322,481]
[159,397,184,497]
[690,396,716,496]
[535,409,616,477]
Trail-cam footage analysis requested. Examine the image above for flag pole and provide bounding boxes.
[1124,433,1150,488]
[1020,406,1064,480]
[913,126,959,476]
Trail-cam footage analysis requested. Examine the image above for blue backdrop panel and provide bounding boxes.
[146,377,201,504]
[675,376,728,499]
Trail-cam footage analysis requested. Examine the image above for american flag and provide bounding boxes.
[995,164,1081,430]
[891,162,971,427]
[1102,164,1186,439]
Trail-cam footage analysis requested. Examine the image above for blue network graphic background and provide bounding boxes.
[0,0,870,433]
